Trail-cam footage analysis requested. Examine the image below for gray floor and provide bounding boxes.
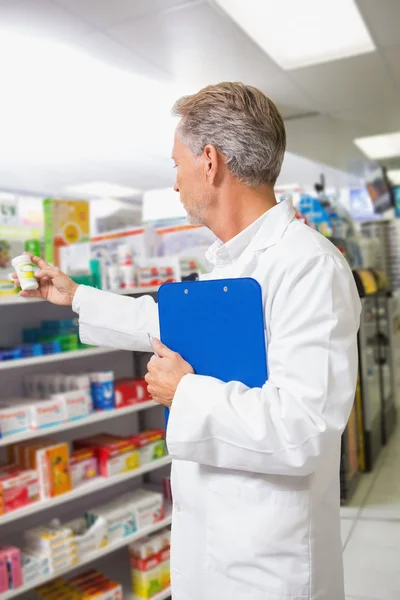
[341,426,400,599]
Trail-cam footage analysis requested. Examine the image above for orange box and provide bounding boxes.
[30,442,72,499]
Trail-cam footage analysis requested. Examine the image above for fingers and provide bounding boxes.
[19,289,42,298]
[23,253,51,271]
[35,266,59,280]
[151,339,175,358]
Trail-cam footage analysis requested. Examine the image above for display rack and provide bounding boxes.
[0,287,171,599]
[1,509,172,599]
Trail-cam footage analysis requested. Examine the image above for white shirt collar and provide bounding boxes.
[206,200,295,267]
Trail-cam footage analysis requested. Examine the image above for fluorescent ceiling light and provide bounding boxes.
[388,170,400,185]
[66,182,141,198]
[214,0,375,70]
[354,132,400,160]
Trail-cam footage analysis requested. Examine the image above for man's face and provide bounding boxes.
[172,133,210,225]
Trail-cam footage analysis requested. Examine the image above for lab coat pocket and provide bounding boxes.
[205,475,311,598]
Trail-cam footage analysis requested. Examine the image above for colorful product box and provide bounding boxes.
[30,442,72,499]
[0,546,22,589]
[114,378,152,408]
[0,553,7,593]
[135,430,166,465]
[70,448,98,488]
[122,489,165,530]
[86,501,136,544]
[90,371,115,411]
[53,389,93,422]
[43,199,90,267]
[0,403,30,437]
[75,434,139,477]
[66,517,108,558]
[0,465,39,513]
[131,554,162,599]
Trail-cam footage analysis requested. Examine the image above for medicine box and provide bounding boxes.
[66,517,108,558]
[114,378,152,407]
[0,546,22,589]
[0,464,39,513]
[135,430,166,465]
[0,403,30,437]
[74,434,139,477]
[43,199,90,267]
[70,448,98,487]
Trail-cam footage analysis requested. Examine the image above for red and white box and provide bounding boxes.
[114,379,152,408]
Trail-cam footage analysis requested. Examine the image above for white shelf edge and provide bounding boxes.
[117,286,160,296]
[0,400,159,448]
[0,456,172,525]
[0,347,123,371]
[1,511,172,599]
[131,588,171,600]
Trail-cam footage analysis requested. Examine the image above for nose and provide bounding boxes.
[174,181,179,193]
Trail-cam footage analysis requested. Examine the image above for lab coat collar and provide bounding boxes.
[206,200,295,267]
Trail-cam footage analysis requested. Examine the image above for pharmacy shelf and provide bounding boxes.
[0,295,43,305]
[1,510,172,599]
[0,347,123,371]
[0,456,172,525]
[132,589,171,600]
[0,400,159,448]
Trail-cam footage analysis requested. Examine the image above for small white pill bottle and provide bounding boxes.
[11,255,39,291]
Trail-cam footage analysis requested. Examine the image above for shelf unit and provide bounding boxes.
[0,286,160,306]
[0,347,122,370]
[0,456,171,525]
[1,509,172,599]
[0,400,159,448]
[0,287,171,599]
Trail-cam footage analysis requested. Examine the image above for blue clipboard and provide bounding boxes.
[158,278,268,427]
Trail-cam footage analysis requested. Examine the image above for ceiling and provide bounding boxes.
[0,0,399,196]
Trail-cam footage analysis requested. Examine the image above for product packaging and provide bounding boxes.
[90,371,115,411]
[52,389,93,422]
[0,404,30,437]
[121,488,165,530]
[70,448,98,488]
[43,199,90,267]
[28,442,72,499]
[0,552,7,593]
[0,546,22,589]
[114,378,152,408]
[130,528,171,598]
[135,430,166,465]
[74,434,139,477]
[21,551,50,585]
[86,499,136,544]
[11,255,39,291]
[0,464,39,513]
[65,517,108,559]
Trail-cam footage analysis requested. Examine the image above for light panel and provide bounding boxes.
[354,132,400,160]
[214,0,375,70]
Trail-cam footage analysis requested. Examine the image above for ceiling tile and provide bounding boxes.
[288,52,397,112]
[76,32,171,82]
[53,0,200,29]
[108,3,287,89]
[332,99,400,137]
[0,0,93,43]
[357,0,400,48]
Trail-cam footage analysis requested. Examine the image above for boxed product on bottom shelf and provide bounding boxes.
[0,489,169,593]
[0,431,167,516]
[130,529,171,599]
[35,568,123,600]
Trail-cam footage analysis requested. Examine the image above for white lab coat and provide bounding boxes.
[73,201,361,600]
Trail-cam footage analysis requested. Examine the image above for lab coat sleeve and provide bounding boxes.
[167,253,361,476]
[72,285,159,352]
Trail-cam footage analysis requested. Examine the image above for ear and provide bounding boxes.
[202,144,219,185]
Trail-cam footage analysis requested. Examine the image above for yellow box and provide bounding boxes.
[43,199,89,267]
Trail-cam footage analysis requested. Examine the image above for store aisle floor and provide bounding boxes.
[341,425,400,600]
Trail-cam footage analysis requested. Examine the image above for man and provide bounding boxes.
[16,83,361,600]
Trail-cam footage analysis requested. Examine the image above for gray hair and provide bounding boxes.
[172,82,286,187]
